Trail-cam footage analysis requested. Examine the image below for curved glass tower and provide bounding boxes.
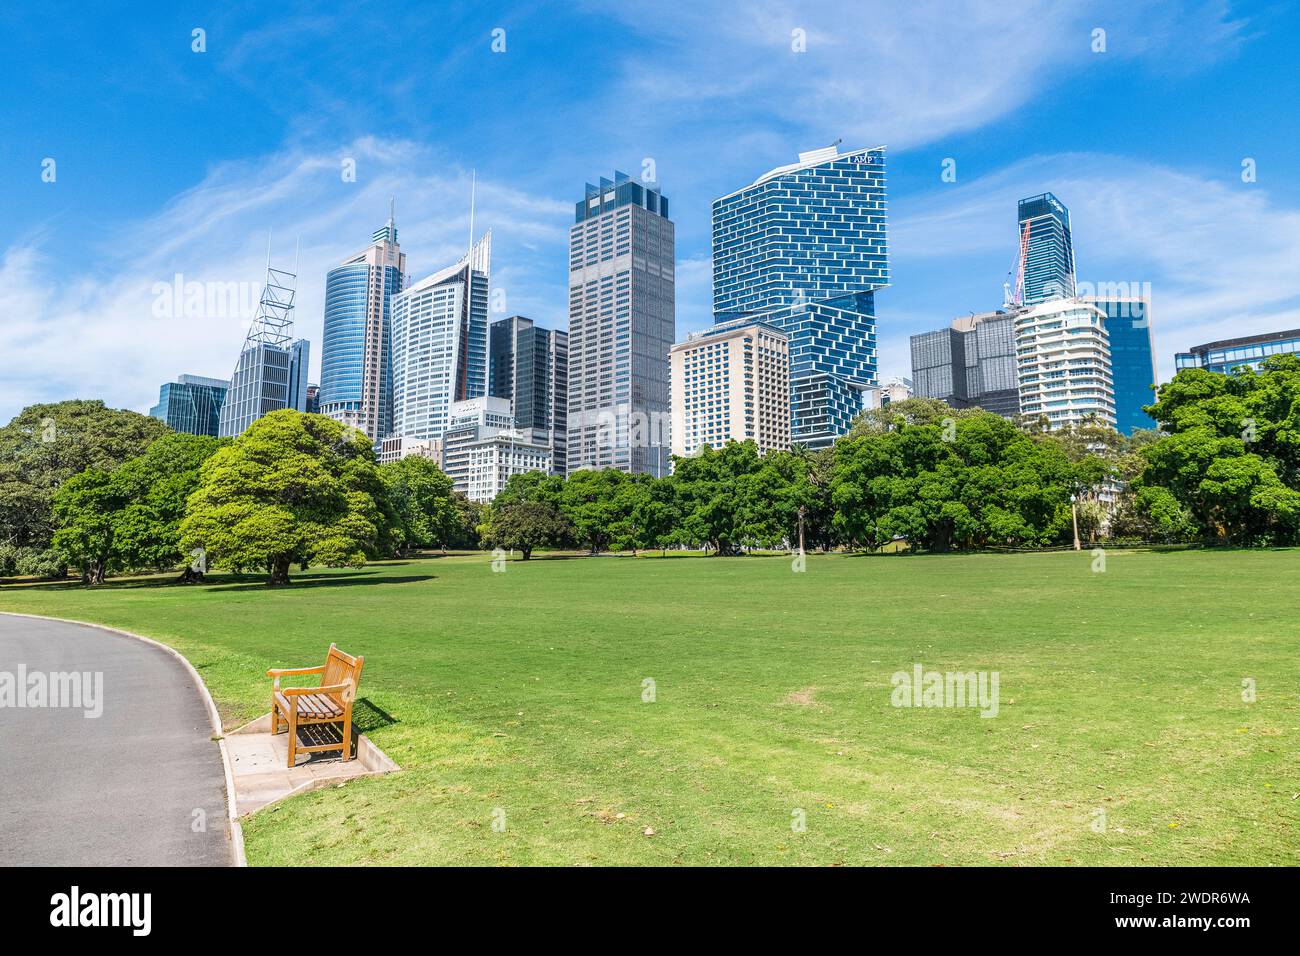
[319,212,406,441]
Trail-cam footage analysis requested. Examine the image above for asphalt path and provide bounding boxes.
[0,613,232,866]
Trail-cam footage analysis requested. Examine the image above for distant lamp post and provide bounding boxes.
[1070,493,1081,551]
[797,505,807,556]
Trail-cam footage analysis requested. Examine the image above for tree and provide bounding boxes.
[179,411,392,585]
[0,400,167,576]
[381,456,457,554]
[482,500,571,559]
[51,432,223,583]
[561,469,628,553]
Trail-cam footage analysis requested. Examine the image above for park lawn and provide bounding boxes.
[1,548,1297,866]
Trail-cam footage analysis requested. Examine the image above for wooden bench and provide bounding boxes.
[267,644,365,768]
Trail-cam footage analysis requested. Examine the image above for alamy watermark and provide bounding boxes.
[1,667,103,717]
[890,664,999,718]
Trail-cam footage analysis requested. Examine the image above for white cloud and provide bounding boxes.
[0,137,571,423]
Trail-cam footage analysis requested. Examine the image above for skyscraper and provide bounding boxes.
[1015,299,1115,430]
[218,259,310,438]
[1080,297,1157,434]
[1016,193,1076,305]
[319,208,407,441]
[1176,327,1300,374]
[489,315,569,476]
[150,374,229,436]
[670,319,790,458]
[910,308,1021,418]
[711,144,888,447]
[567,171,674,476]
[390,232,491,443]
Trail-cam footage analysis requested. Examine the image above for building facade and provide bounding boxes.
[670,319,790,458]
[440,396,550,501]
[218,260,309,438]
[305,383,320,415]
[1016,193,1076,305]
[566,171,674,476]
[377,435,442,466]
[910,309,1020,418]
[149,374,229,436]
[862,375,913,411]
[1015,299,1115,430]
[1175,328,1300,375]
[489,315,569,475]
[711,144,888,447]
[390,233,491,443]
[1080,297,1157,434]
[319,215,407,441]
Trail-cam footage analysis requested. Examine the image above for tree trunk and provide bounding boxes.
[90,559,106,585]
[176,566,206,584]
[521,546,532,560]
[268,556,292,586]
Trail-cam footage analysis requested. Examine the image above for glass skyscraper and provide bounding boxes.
[1016,193,1076,305]
[489,315,569,476]
[566,171,674,476]
[150,374,229,436]
[910,309,1020,418]
[389,232,491,443]
[1176,328,1300,374]
[1081,297,1157,434]
[711,144,888,447]
[320,213,406,441]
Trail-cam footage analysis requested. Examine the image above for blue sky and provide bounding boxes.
[2,0,1297,422]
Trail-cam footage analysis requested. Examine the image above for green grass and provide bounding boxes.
[2,549,1298,866]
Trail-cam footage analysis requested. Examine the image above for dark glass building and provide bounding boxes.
[489,315,569,475]
[150,374,229,436]
[1017,193,1075,305]
[1083,297,1157,434]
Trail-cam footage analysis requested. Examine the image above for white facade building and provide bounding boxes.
[862,375,913,411]
[377,435,442,466]
[670,320,790,459]
[1015,299,1115,429]
[459,430,553,503]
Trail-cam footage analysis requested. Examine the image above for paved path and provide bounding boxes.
[0,613,232,865]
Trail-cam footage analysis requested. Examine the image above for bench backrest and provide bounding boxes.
[322,643,364,703]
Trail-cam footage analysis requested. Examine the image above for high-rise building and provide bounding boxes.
[1175,328,1300,374]
[711,144,888,447]
[1080,297,1157,434]
[440,396,549,501]
[489,315,569,475]
[390,233,491,443]
[670,319,789,459]
[910,309,1021,418]
[305,383,320,415]
[1015,299,1115,430]
[149,374,229,436]
[566,171,674,476]
[319,210,407,441]
[218,259,310,438]
[1016,193,1076,306]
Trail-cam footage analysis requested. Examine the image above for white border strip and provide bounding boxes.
[0,611,247,867]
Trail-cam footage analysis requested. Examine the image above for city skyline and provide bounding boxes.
[3,3,1299,424]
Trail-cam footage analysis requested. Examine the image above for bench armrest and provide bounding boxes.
[268,665,325,691]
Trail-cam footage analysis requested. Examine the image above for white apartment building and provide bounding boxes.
[670,320,790,458]
[1015,298,1116,429]
[460,430,553,503]
[377,435,442,466]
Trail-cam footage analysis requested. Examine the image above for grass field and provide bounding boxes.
[2,549,1298,866]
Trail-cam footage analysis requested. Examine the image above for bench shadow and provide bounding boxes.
[351,697,399,735]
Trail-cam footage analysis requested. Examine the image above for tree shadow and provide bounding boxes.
[206,572,436,592]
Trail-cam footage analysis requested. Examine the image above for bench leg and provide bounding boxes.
[271,696,279,735]
[286,708,298,768]
[341,714,353,761]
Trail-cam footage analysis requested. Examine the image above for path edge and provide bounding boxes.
[0,611,247,867]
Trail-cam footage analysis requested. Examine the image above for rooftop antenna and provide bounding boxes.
[389,194,396,230]
[468,169,477,254]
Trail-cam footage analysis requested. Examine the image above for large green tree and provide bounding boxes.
[179,411,392,585]
[481,500,571,559]
[381,455,458,553]
[0,400,167,576]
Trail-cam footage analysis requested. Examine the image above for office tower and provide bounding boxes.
[440,396,550,501]
[1015,193,1076,305]
[862,375,913,411]
[670,319,789,458]
[1080,297,1157,434]
[910,309,1021,418]
[319,208,407,441]
[1176,328,1300,374]
[567,171,674,476]
[1015,299,1115,430]
[489,315,569,475]
[305,384,320,415]
[390,232,491,443]
[712,144,888,447]
[149,374,229,436]
[218,259,310,438]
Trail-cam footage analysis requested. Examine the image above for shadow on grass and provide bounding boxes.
[205,572,437,592]
[351,697,399,735]
[11,567,436,592]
